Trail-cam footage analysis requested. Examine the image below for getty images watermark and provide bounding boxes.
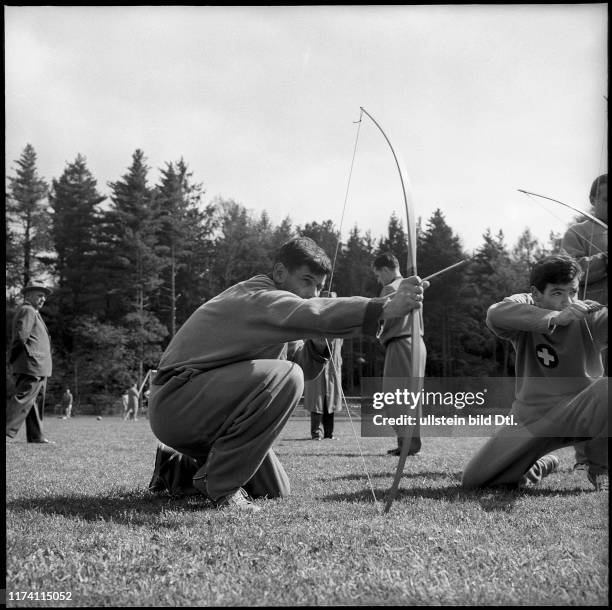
[370,386,514,428]
[359,377,605,438]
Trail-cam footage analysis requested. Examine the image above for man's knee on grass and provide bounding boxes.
[266,360,304,413]
[460,461,486,490]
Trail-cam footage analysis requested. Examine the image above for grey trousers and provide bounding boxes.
[462,377,608,488]
[574,349,608,473]
[149,359,303,501]
[6,374,46,441]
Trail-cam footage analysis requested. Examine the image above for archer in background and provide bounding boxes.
[561,173,607,305]
[462,254,608,492]
[561,173,607,474]
[303,292,343,441]
[373,252,425,457]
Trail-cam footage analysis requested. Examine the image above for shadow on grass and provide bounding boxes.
[6,490,216,526]
[321,481,593,512]
[289,452,391,458]
[322,483,466,504]
[331,470,461,482]
[8,483,594,525]
[279,438,321,442]
[475,485,592,512]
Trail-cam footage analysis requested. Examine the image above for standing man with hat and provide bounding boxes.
[6,280,54,443]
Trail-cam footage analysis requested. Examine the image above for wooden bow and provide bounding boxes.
[517,189,608,230]
[358,107,424,514]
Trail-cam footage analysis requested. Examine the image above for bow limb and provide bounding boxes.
[359,107,423,514]
[517,189,608,230]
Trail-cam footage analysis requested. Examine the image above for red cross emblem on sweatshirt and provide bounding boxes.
[535,344,559,368]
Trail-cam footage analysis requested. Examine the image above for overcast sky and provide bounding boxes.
[5,5,608,254]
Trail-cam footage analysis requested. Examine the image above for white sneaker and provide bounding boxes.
[215,488,260,512]
[519,454,559,488]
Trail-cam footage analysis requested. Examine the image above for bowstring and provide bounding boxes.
[325,337,378,505]
[327,110,363,293]
[521,192,604,256]
[325,109,379,505]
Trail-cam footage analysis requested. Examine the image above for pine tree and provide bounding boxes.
[154,159,211,334]
[419,209,466,376]
[460,229,519,375]
[103,149,168,383]
[335,225,378,297]
[297,220,339,264]
[334,226,383,393]
[241,210,277,280]
[206,198,258,293]
[103,150,162,320]
[377,213,408,274]
[6,144,51,291]
[47,154,109,401]
[49,154,106,327]
[271,217,295,251]
[511,228,541,285]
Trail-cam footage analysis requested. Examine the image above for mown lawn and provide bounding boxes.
[5,415,608,607]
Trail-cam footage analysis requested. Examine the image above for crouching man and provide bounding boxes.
[462,254,608,492]
[149,237,427,511]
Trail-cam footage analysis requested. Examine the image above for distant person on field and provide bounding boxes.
[303,292,343,440]
[373,252,425,457]
[462,254,608,491]
[121,390,129,418]
[124,383,139,421]
[6,280,55,444]
[147,236,428,511]
[62,388,73,418]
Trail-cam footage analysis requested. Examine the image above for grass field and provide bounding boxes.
[5,415,609,607]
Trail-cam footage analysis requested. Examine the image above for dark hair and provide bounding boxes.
[274,237,331,275]
[530,254,583,292]
[589,174,607,201]
[372,252,400,271]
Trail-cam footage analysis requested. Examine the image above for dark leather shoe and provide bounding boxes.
[29,438,55,444]
[386,447,419,456]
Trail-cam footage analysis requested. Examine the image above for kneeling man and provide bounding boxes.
[462,254,608,491]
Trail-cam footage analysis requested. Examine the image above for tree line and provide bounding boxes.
[5,144,564,413]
